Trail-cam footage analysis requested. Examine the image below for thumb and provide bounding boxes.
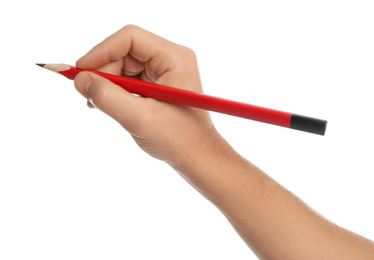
[74,71,144,130]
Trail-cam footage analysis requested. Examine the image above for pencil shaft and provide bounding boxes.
[39,64,327,135]
[61,66,292,126]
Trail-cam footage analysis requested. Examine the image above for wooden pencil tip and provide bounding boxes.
[36,63,45,68]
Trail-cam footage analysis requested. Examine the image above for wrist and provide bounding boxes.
[168,126,225,172]
[168,127,246,202]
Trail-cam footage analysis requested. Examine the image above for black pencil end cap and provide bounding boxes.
[36,63,45,68]
[290,114,327,136]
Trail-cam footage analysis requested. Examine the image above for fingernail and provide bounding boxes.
[75,72,92,98]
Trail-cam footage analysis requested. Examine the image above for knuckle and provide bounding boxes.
[176,46,198,68]
[122,24,140,33]
[185,47,197,59]
[175,47,198,74]
[180,46,197,61]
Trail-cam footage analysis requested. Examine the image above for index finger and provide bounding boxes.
[76,25,173,70]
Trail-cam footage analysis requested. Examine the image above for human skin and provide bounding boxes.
[74,25,374,260]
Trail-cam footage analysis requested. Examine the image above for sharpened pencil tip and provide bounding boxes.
[36,63,45,68]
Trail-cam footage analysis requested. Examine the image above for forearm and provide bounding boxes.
[171,132,374,260]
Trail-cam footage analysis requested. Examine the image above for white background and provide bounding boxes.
[1,1,373,259]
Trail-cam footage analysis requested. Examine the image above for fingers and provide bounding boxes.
[95,59,124,75]
[76,25,176,80]
[74,71,145,133]
[123,54,145,77]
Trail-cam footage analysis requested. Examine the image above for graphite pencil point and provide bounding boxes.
[36,63,45,68]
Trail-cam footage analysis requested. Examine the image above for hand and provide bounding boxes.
[74,25,220,166]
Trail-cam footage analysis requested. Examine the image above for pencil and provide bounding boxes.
[36,63,327,135]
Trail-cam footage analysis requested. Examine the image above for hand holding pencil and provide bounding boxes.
[37,26,327,165]
[72,24,221,165]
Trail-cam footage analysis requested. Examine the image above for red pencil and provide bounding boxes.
[37,63,327,135]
